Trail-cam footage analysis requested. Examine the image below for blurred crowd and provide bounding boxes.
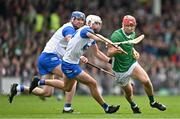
[0,0,180,95]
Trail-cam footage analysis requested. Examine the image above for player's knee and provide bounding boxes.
[63,87,72,92]
[65,88,71,92]
[139,76,148,83]
[88,80,98,88]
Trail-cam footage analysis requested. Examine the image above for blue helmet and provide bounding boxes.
[71,11,85,20]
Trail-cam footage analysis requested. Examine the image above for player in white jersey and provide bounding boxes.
[9,11,85,113]
[29,15,120,113]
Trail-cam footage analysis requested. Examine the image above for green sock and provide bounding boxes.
[148,96,155,103]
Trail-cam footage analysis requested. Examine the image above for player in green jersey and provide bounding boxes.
[107,15,166,113]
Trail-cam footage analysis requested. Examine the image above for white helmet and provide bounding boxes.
[86,15,102,25]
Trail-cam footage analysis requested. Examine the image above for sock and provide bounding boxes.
[64,103,72,111]
[38,80,45,86]
[64,103,71,107]
[16,85,24,92]
[148,96,155,104]
[130,101,136,107]
[102,103,109,111]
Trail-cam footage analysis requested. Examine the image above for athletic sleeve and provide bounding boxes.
[91,40,96,45]
[62,26,76,37]
[80,27,94,38]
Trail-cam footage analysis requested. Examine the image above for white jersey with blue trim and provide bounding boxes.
[42,22,75,58]
[63,25,96,64]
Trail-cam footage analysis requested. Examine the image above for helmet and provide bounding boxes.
[122,15,136,26]
[86,15,102,25]
[71,11,85,20]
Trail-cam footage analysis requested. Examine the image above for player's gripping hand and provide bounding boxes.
[133,49,140,60]
[106,43,127,55]
[80,56,88,63]
[116,45,127,54]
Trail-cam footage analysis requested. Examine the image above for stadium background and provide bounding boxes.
[0,0,179,97]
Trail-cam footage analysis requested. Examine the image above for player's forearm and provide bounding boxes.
[87,32,102,42]
[64,35,72,41]
[107,47,118,57]
[107,51,114,57]
[95,50,110,62]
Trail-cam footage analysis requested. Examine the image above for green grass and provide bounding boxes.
[0,95,180,119]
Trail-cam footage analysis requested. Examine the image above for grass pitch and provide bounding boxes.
[0,95,180,119]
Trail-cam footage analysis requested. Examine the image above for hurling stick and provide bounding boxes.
[113,35,145,45]
[87,62,115,77]
[88,31,127,54]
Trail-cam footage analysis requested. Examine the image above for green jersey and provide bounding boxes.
[110,28,136,72]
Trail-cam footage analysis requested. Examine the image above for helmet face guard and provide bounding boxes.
[122,15,136,26]
[86,15,102,33]
[71,11,85,21]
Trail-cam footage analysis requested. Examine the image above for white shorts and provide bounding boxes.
[113,61,138,86]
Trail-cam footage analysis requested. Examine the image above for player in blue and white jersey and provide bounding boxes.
[29,15,120,113]
[9,11,85,113]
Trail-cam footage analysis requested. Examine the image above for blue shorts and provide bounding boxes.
[61,60,82,79]
[37,53,62,75]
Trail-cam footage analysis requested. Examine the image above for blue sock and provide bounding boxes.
[20,85,24,92]
[64,103,71,107]
[38,80,45,85]
[102,103,109,111]
[16,84,25,92]
[17,85,24,92]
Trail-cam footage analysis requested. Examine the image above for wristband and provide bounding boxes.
[108,58,112,64]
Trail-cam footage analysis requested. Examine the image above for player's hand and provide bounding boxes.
[80,56,88,63]
[107,44,128,57]
[116,46,127,54]
[106,42,127,54]
[133,49,140,60]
